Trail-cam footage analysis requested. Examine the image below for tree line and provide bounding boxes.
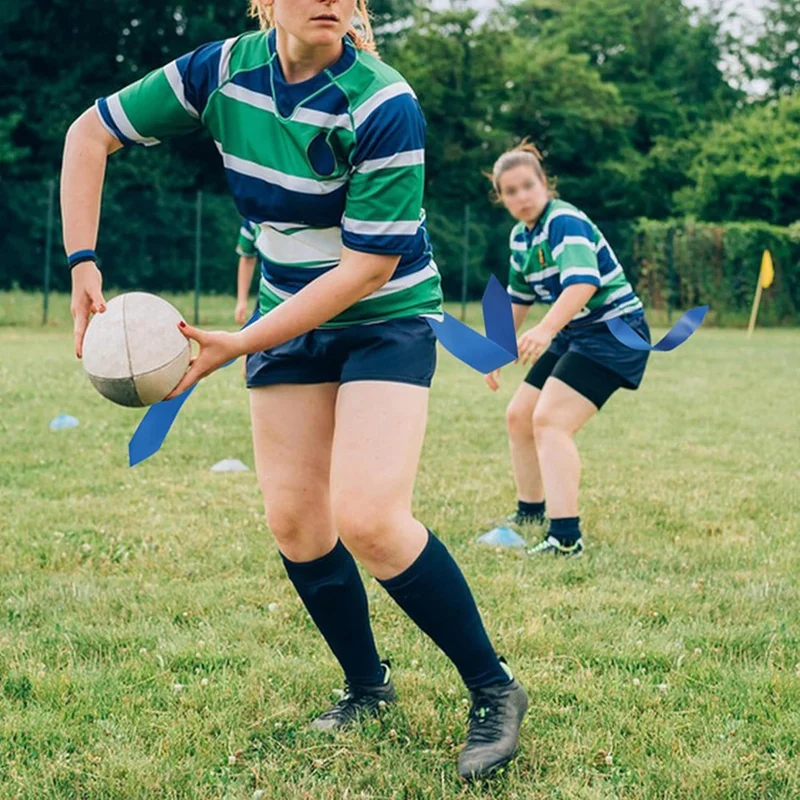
[0,0,797,314]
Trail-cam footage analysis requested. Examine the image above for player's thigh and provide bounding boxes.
[534,377,598,435]
[330,380,429,525]
[249,383,338,515]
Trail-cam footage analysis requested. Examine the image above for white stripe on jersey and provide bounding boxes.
[351,83,416,128]
[561,266,601,282]
[255,224,342,267]
[219,83,353,129]
[105,94,160,146]
[164,61,199,118]
[342,217,420,236]
[217,144,349,195]
[356,149,425,173]
[551,235,595,260]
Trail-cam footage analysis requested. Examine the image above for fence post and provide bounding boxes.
[194,190,202,325]
[460,204,470,322]
[42,178,56,325]
[666,226,675,324]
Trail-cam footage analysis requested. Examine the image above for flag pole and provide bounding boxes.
[746,281,763,339]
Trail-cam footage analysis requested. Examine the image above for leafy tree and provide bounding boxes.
[504,0,739,152]
[754,0,800,96]
[675,92,800,225]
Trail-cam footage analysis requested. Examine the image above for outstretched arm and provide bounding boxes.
[166,247,400,398]
[61,109,122,357]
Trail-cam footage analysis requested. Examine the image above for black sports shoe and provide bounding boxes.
[458,661,529,781]
[310,661,397,732]
[527,535,584,558]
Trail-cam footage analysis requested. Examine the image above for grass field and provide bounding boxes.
[1,292,799,799]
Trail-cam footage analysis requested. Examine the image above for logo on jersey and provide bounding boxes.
[538,249,546,268]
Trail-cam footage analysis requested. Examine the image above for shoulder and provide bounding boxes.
[178,32,261,89]
[228,31,269,69]
[341,50,420,127]
[355,49,410,86]
[545,200,596,242]
[509,221,526,246]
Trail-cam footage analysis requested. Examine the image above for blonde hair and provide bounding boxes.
[489,139,555,200]
[249,0,378,56]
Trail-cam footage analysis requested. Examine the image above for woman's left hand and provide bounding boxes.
[517,324,555,366]
[164,322,242,400]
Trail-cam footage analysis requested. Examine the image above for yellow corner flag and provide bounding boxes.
[748,249,774,337]
[759,249,774,289]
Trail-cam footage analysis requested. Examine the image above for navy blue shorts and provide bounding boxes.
[246,316,437,389]
[525,313,650,408]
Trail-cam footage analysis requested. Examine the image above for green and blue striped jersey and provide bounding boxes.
[96,30,443,327]
[507,200,643,325]
[236,219,258,257]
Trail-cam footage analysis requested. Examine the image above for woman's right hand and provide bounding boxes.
[234,300,248,326]
[484,369,501,392]
[71,261,106,358]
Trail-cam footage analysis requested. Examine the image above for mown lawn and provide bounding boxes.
[1,292,798,798]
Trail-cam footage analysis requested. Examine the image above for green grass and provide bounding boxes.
[1,292,799,798]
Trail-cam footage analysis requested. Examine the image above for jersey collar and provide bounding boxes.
[266,29,356,118]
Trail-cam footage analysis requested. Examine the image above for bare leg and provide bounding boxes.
[532,378,597,519]
[505,382,545,503]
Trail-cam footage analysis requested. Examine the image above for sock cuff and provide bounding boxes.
[281,539,353,581]
[378,529,439,593]
[549,517,580,533]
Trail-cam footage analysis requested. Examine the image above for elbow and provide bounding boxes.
[363,262,396,294]
[578,283,599,303]
[339,248,400,297]
[64,108,119,156]
[65,108,92,144]
[351,258,398,297]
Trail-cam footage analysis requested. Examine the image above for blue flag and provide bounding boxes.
[606,306,708,351]
[128,284,707,467]
[425,275,518,373]
[129,280,520,466]
[128,308,261,467]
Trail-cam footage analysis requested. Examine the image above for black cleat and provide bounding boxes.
[310,661,397,732]
[458,661,529,781]
[527,535,584,558]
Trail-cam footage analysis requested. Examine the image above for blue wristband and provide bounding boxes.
[68,249,98,269]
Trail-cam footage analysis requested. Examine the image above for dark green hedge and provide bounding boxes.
[2,180,798,324]
[633,219,800,324]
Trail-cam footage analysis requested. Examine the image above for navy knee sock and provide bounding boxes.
[379,531,509,689]
[518,500,546,521]
[281,540,384,686]
[549,516,581,546]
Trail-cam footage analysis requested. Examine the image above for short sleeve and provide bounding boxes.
[341,85,426,256]
[235,220,258,257]
[549,215,601,288]
[507,228,536,305]
[94,39,236,147]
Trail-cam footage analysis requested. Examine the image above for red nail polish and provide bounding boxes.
[179,321,186,328]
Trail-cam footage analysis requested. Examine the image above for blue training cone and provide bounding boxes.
[477,526,527,548]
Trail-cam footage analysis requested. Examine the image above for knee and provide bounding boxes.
[506,401,534,438]
[264,499,336,559]
[263,505,307,550]
[532,405,564,437]
[333,495,400,566]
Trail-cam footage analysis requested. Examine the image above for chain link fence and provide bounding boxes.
[2,179,797,326]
